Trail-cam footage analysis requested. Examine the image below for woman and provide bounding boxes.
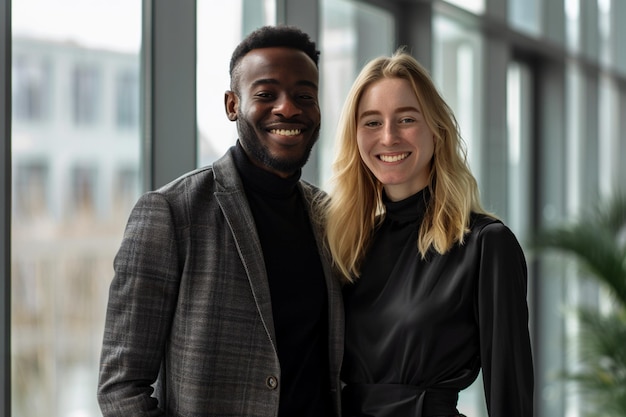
[325,50,534,417]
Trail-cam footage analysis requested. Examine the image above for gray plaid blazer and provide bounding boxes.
[97,149,344,417]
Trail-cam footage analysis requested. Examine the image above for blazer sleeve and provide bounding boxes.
[97,191,181,417]
[476,222,534,417]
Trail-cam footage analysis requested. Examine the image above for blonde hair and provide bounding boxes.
[325,49,490,283]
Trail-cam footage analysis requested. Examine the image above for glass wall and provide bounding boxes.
[509,0,541,36]
[566,0,581,52]
[433,14,484,195]
[196,0,276,167]
[506,61,533,242]
[598,73,619,195]
[10,1,141,416]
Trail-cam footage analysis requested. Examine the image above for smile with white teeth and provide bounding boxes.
[379,153,410,162]
[270,128,302,136]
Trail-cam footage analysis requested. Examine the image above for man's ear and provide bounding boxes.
[224,91,238,121]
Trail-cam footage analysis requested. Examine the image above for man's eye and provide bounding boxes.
[296,91,318,101]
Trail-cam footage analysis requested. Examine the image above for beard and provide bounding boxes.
[236,118,320,175]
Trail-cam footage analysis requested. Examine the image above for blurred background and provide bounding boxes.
[2,0,626,416]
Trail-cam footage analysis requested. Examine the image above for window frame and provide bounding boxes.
[1,0,12,414]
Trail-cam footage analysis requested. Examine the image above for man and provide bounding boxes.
[97,25,343,417]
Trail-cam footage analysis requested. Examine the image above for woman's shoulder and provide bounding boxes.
[469,212,501,230]
[469,212,522,248]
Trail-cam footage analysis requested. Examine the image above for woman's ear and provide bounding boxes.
[224,90,238,121]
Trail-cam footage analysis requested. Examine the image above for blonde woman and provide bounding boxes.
[326,50,534,417]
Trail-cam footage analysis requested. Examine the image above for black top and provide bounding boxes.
[341,189,534,417]
[233,142,331,417]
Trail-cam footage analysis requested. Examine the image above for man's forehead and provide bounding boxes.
[237,48,318,82]
[240,46,316,66]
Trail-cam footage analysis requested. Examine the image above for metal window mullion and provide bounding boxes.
[277,0,320,184]
[141,0,197,192]
[1,0,12,415]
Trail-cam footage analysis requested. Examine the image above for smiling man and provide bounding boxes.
[97,26,343,417]
[226,42,321,176]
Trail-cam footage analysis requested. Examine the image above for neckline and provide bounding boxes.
[232,141,301,198]
[383,187,430,223]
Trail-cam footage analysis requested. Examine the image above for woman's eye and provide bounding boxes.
[400,117,415,124]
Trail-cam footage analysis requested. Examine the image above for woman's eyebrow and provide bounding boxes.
[359,106,420,120]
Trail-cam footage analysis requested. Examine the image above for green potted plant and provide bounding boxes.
[531,193,626,417]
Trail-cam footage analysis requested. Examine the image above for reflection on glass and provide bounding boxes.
[319,0,394,187]
[11,1,141,416]
[196,0,275,168]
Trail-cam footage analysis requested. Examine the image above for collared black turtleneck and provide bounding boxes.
[232,142,330,417]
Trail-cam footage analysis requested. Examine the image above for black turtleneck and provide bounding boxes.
[232,142,330,417]
[358,188,430,293]
[341,186,533,417]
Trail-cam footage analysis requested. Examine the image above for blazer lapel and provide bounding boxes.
[299,183,345,387]
[213,151,278,351]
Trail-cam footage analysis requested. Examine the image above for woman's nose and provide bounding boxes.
[380,123,399,145]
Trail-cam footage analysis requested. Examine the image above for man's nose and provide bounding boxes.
[273,95,302,118]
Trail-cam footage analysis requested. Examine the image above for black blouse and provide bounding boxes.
[341,189,534,417]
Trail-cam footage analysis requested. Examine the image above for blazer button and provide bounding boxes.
[266,375,278,390]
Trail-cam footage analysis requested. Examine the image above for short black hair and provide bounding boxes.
[229,25,320,90]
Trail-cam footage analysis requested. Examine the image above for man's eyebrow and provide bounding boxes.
[251,79,318,90]
[297,80,319,90]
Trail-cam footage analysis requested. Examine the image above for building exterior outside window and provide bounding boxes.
[72,64,100,126]
[12,54,50,122]
[11,31,140,417]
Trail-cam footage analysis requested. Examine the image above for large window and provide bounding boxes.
[433,14,484,190]
[506,61,533,241]
[196,0,276,168]
[10,1,141,416]
[509,0,541,36]
[115,70,139,129]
